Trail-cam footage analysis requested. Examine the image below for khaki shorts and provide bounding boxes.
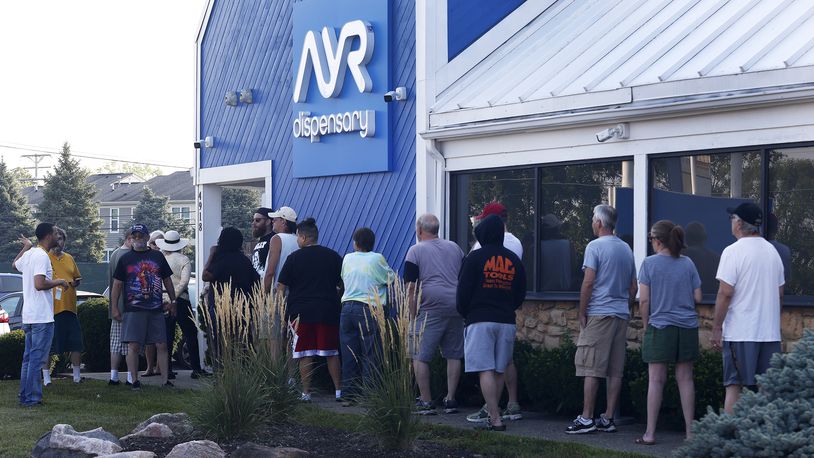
[575,315,628,378]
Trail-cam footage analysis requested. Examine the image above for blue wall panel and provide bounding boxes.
[200,0,416,271]
[448,0,525,60]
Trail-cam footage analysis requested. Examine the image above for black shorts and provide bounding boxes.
[52,311,84,353]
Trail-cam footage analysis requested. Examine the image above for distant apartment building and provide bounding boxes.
[22,171,194,261]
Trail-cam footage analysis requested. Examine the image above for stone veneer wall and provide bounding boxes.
[515,300,813,352]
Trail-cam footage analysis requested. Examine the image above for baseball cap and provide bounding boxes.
[269,206,298,223]
[129,224,150,236]
[255,207,272,218]
[477,202,508,220]
[727,202,762,226]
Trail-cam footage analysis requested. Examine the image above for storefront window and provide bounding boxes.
[768,147,814,296]
[451,160,633,293]
[650,147,814,301]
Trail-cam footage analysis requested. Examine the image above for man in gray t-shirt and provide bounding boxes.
[567,204,637,435]
[404,214,465,414]
[107,235,132,385]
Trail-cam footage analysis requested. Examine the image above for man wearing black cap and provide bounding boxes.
[251,207,275,277]
[711,202,785,414]
[111,224,177,390]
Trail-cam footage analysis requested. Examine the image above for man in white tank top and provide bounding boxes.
[264,206,300,293]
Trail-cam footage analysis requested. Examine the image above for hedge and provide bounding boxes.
[0,330,25,379]
[77,297,112,371]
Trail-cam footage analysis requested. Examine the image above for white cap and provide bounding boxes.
[269,206,297,223]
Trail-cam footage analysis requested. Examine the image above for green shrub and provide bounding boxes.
[0,330,25,379]
[675,329,814,457]
[253,342,300,423]
[77,297,111,371]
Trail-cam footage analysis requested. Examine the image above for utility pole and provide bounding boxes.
[21,153,51,188]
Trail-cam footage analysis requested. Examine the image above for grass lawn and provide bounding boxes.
[295,406,649,458]
[0,378,198,458]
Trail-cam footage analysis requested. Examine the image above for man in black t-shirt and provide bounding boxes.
[111,224,176,390]
[251,207,274,277]
[277,218,343,402]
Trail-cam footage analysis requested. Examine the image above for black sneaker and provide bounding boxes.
[596,414,617,432]
[442,398,458,414]
[565,415,596,434]
[108,379,121,386]
[131,381,142,391]
[414,400,437,415]
[163,381,175,388]
[168,371,177,380]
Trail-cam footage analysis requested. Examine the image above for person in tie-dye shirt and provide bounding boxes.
[338,227,394,403]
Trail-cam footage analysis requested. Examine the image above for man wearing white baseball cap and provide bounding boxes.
[264,206,300,293]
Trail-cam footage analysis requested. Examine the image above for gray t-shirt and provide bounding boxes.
[108,246,130,318]
[405,238,464,316]
[583,235,636,319]
[638,254,701,328]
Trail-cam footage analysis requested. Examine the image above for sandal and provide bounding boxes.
[635,437,656,445]
[141,370,159,377]
[473,418,506,432]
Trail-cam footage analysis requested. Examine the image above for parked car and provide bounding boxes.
[1,290,104,332]
[0,273,22,296]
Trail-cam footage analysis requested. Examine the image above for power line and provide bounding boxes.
[0,143,190,169]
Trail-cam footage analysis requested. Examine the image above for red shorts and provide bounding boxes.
[290,321,340,359]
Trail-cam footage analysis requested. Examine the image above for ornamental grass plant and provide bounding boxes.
[358,278,423,450]
[192,283,300,439]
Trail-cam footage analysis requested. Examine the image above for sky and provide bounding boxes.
[0,0,208,178]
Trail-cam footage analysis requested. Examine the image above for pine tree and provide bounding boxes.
[131,186,191,237]
[675,330,814,457]
[0,161,36,260]
[36,143,105,262]
[221,187,261,243]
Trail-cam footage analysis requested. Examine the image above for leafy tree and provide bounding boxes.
[8,167,33,185]
[0,161,35,261]
[131,186,191,238]
[36,143,105,262]
[221,187,261,244]
[96,162,161,180]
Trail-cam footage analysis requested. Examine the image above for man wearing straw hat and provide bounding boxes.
[157,230,205,378]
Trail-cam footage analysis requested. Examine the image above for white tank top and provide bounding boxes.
[274,233,299,288]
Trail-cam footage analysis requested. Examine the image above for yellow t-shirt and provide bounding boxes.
[49,251,82,315]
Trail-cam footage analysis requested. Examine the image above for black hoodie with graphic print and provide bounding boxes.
[456,214,527,326]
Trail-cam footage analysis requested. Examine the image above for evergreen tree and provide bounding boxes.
[0,161,36,261]
[221,187,261,243]
[36,143,105,262]
[675,329,814,457]
[131,186,191,237]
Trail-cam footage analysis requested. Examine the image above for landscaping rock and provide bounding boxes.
[165,440,225,458]
[33,424,122,457]
[120,423,173,441]
[231,442,310,458]
[132,412,194,436]
[97,452,156,458]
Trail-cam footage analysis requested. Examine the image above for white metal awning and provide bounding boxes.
[429,0,814,130]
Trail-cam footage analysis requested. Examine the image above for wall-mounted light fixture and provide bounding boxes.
[194,136,214,149]
[595,123,629,142]
[239,89,253,104]
[224,91,238,106]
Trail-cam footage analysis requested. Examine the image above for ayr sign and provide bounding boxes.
[291,0,391,178]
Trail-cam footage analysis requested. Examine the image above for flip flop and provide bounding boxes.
[635,437,656,445]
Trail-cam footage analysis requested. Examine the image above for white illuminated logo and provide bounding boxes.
[293,20,374,103]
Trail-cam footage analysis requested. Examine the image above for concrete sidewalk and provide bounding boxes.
[75,370,209,390]
[311,394,685,458]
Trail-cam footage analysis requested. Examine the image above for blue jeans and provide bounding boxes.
[340,301,380,396]
[20,322,54,406]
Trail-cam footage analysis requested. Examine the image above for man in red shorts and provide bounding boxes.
[277,217,343,402]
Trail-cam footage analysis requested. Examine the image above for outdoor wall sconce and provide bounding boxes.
[194,136,214,149]
[224,91,238,106]
[239,88,253,104]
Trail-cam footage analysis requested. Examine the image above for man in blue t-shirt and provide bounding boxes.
[111,224,176,390]
[566,204,636,435]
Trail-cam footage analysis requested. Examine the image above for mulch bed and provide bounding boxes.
[122,421,485,457]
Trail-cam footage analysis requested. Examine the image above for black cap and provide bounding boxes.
[255,207,272,218]
[727,202,762,226]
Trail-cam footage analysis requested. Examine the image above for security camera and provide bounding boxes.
[384,86,407,102]
[595,123,629,142]
[194,136,214,149]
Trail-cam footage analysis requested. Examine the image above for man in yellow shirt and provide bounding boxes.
[47,227,84,384]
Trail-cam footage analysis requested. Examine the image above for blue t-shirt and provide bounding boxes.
[583,235,636,319]
[638,254,701,328]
